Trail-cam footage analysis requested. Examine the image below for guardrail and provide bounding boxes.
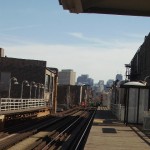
[0,98,47,112]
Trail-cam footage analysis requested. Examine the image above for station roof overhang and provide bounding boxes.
[59,0,150,17]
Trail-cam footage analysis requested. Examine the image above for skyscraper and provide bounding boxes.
[0,48,4,57]
[58,69,76,85]
[106,79,114,88]
[77,74,93,86]
[98,80,104,92]
[116,74,123,81]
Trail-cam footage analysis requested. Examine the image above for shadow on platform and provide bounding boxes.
[93,107,123,127]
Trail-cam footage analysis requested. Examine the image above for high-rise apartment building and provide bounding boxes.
[58,69,76,85]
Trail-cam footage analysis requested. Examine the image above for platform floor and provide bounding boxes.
[84,106,150,150]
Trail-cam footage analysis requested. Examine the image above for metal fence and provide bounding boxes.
[0,98,47,112]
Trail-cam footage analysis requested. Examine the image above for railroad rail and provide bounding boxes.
[0,107,96,150]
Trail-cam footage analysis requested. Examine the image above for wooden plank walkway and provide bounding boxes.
[84,106,150,150]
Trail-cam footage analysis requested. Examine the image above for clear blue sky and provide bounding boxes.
[0,0,150,83]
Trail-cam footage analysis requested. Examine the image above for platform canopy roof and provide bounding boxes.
[59,0,150,17]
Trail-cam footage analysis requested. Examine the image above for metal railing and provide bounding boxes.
[0,98,47,112]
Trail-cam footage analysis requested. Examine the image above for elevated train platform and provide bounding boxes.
[0,98,47,114]
[85,106,150,150]
[0,98,50,130]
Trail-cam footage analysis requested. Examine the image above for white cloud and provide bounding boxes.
[69,32,83,39]
[68,32,141,52]
[123,32,146,39]
[0,33,33,46]
[3,41,138,83]
[68,32,109,45]
[0,31,141,83]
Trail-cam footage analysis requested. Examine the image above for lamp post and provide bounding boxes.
[34,85,37,98]
[144,76,150,85]
[37,83,44,99]
[144,76,150,81]
[29,81,36,99]
[79,85,83,105]
[8,77,18,98]
[41,84,44,99]
[21,80,29,99]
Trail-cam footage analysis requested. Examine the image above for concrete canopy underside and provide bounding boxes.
[59,0,150,17]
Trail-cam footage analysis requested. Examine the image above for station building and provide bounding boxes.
[129,33,150,84]
[0,48,58,113]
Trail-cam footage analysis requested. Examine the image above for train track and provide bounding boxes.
[0,107,96,150]
[0,107,92,149]
[42,107,96,150]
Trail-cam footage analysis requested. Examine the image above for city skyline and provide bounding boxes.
[0,1,150,83]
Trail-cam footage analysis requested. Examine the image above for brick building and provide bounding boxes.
[130,33,150,84]
[0,57,46,97]
[0,54,58,111]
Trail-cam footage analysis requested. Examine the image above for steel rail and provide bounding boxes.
[0,111,78,150]
[74,109,97,150]
[42,110,87,150]
[1,108,82,150]
[61,108,96,150]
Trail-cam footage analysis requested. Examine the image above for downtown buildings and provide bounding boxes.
[77,74,94,86]
[58,69,76,85]
[116,74,123,81]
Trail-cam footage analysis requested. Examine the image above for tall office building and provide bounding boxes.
[58,69,76,85]
[0,48,4,57]
[116,74,123,81]
[77,74,94,86]
[106,79,114,88]
[98,80,104,92]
